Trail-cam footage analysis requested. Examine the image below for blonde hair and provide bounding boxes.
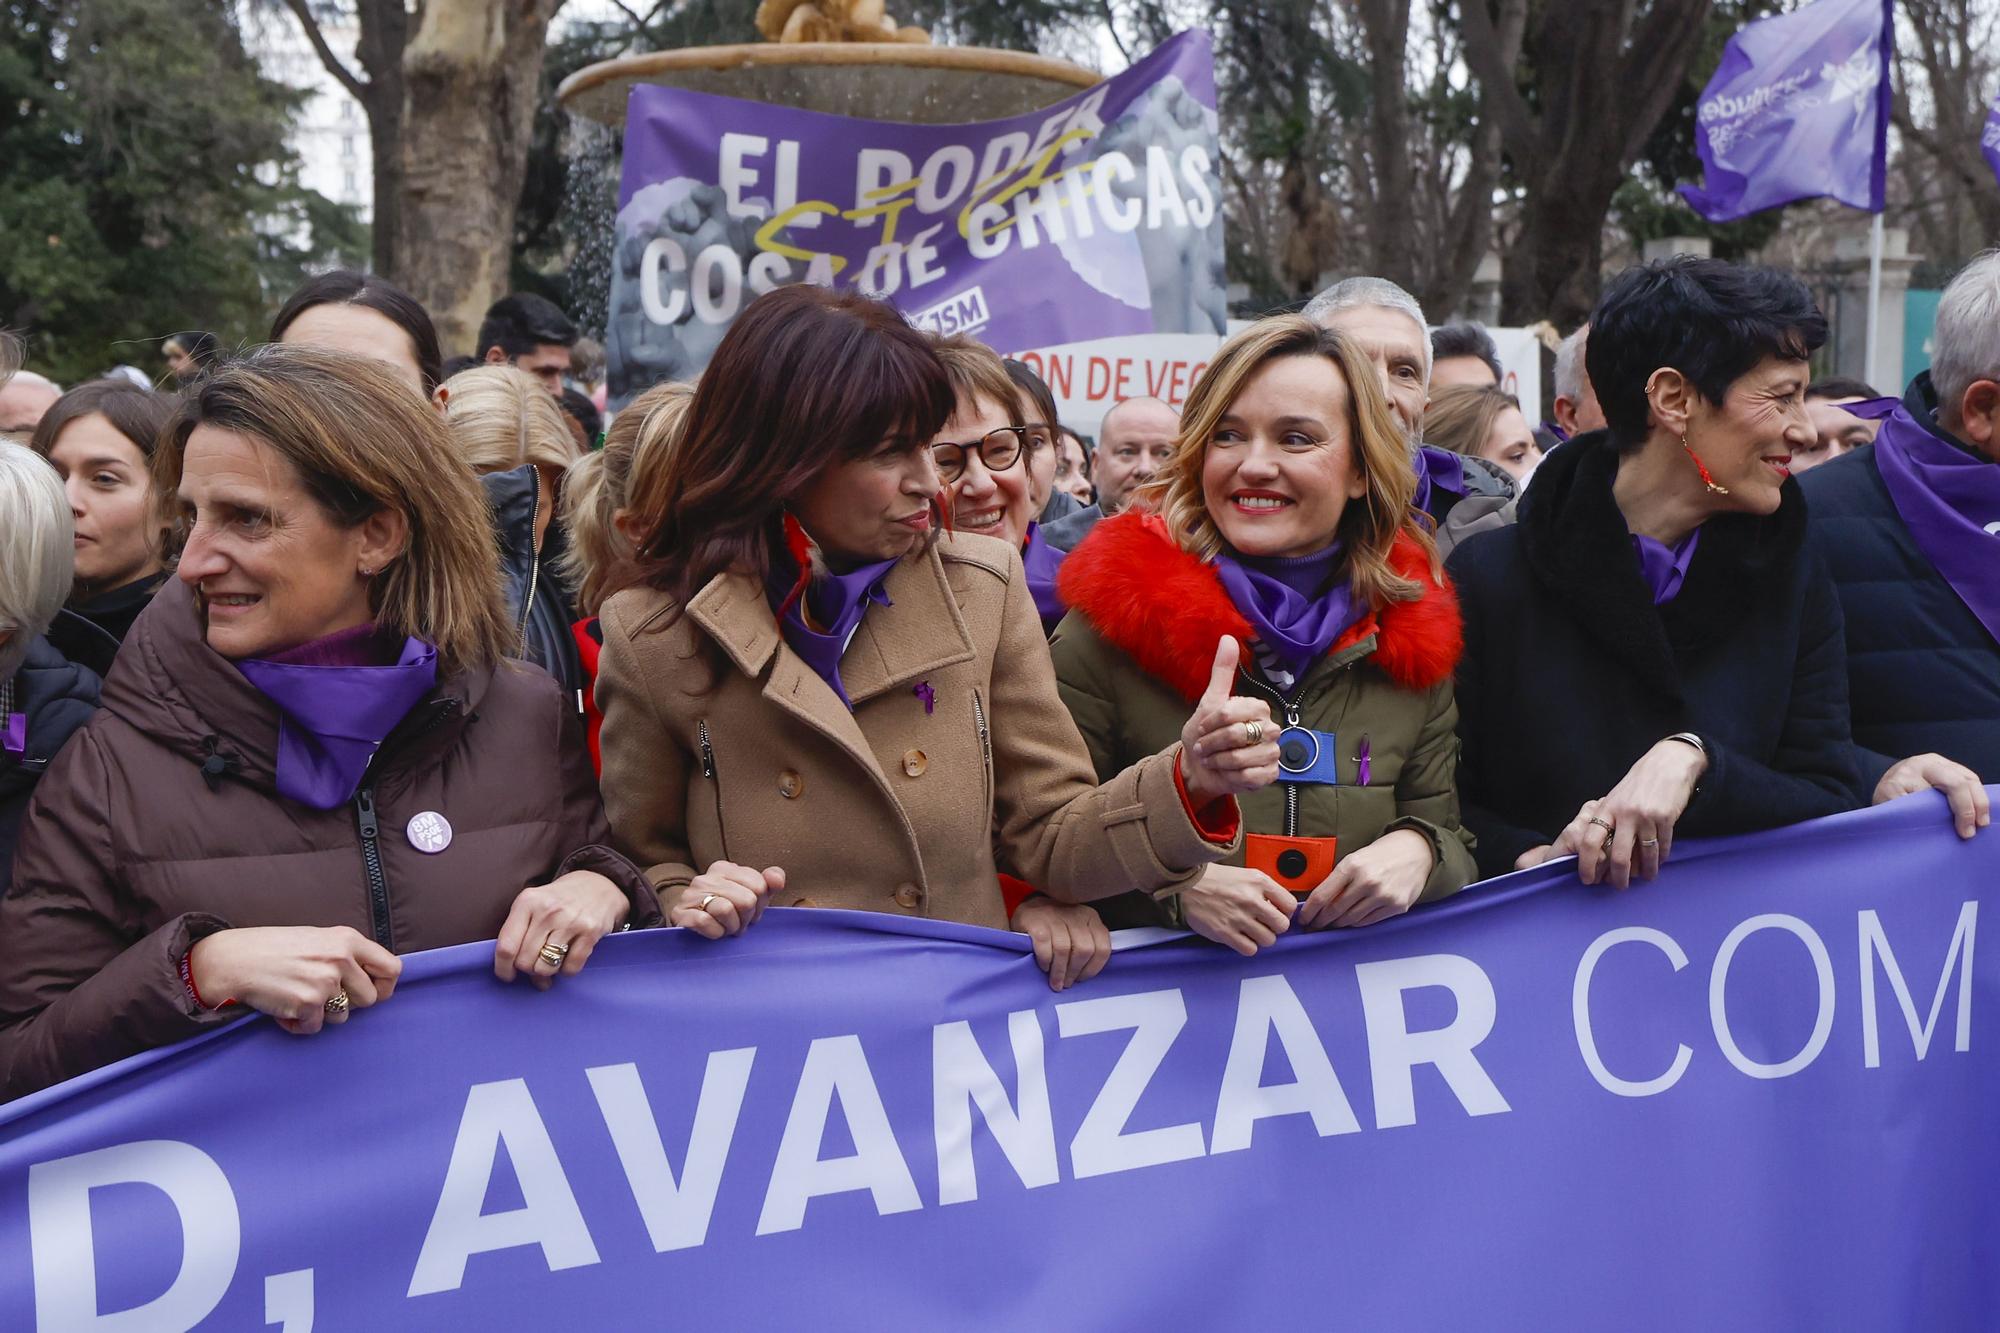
[560,381,694,616]
[0,440,73,677]
[155,344,511,678]
[1423,384,1523,464]
[433,365,584,477]
[1147,315,1438,610]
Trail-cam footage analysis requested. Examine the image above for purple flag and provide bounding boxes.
[1679,0,1892,222]
[1984,92,2000,189]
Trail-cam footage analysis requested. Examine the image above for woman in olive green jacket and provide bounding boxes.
[1051,316,1479,954]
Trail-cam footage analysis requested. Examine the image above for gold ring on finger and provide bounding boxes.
[1244,720,1264,745]
[324,990,350,1015]
[538,941,570,968]
[1587,815,1614,833]
[699,892,720,914]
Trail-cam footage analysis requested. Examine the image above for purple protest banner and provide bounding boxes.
[603,31,1224,404]
[1680,0,1893,222]
[2,791,1995,1328]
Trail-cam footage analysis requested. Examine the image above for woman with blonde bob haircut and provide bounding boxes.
[434,364,588,698]
[0,345,659,1102]
[1053,315,1478,953]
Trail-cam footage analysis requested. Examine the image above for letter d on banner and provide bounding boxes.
[29,1140,241,1331]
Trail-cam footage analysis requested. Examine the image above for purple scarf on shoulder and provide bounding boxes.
[1022,523,1068,634]
[1864,397,2000,644]
[1411,444,1468,517]
[235,624,438,810]
[1212,543,1361,691]
[767,553,899,709]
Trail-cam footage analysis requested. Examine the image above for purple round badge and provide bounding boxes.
[406,811,453,855]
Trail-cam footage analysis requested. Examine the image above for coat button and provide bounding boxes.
[902,749,928,778]
[777,769,804,799]
[893,882,923,910]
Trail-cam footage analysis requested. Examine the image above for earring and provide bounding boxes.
[1681,434,1731,496]
[360,567,375,578]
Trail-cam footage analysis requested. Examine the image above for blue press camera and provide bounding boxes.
[1275,726,1341,785]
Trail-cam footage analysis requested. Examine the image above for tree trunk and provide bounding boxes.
[395,0,563,355]
[354,0,408,278]
[1354,0,1416,291]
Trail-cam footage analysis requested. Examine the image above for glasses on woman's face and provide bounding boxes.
[932,426,1028,484]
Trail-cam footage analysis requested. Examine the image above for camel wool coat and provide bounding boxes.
[596,533,1239,927]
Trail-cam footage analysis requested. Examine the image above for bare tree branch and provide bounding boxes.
[277,0,369,102]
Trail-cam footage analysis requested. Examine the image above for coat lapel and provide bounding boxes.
[841,544,977,706]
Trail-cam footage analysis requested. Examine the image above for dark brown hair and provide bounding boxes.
[29,379,175,462]
[270,269,445,395]
[621,285,954,623]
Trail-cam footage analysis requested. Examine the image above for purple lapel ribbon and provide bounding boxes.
[235,634,440,810]
[1021,523,1068,633]
[1864,399,2000,646]
[1,712,24,756]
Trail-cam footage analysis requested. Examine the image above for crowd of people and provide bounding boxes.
[0,246,1995,1101]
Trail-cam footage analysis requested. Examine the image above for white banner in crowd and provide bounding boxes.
[1010,328,1543,439]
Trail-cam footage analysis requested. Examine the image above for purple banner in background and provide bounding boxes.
[1679,0,1891,222]
[603,31,1224,403]
[2,791,1996,1328]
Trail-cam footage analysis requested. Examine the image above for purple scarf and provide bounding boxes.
[1630,528,1701,605]
[1022,523,1068,634]
[1212,542,1361,691]
[235,624,439,810]
[1870,401,2000,644]
[1411,444,1468,517]
[768,554,899,709]
[0,679,22,755]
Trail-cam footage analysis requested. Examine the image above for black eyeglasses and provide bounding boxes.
[932,426,1029,483]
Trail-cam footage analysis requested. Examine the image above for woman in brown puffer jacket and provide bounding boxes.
[0,347,658,1103]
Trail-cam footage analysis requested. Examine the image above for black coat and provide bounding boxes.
[1,637,100,891]
[481,464,585,702]
[43,571,167,679]
[1799,374,2000,789]
[1447,432,1861,878]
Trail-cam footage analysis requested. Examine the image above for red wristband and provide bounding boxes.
[1174,752,1241,843]
[180,949,235,1012]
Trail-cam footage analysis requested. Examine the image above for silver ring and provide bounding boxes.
[1587,816,1614,833]
[1639,838,1660,847]
[324,990,350,1015]
[699,892,720,914]
[1244,721,1264,745]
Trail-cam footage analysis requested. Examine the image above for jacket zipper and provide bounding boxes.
[347,699,458,952]
[1239,674,1311,839]
[972,689,993,815]
[354,787,393,948]
[697,718,728,856]
[516,480,542,656]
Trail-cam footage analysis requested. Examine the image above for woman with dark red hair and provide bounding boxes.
[594,285,1278,987]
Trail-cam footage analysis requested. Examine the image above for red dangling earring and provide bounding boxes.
[775,511,814,625]
[933,488,954,539]
[1682,433,1731,496]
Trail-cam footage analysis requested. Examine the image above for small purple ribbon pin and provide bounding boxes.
[914,681,936,715]
[1356,735,1371,787]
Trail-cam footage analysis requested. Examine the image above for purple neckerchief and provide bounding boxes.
[1545,421,1571,444]
[1870,402,2000,644]
[235,626,439,810]
[1022,523,1067,634]
[1212,542,1360,685]
[1411,444,1468,516]
[767,554,899,709]
[1630,528,1702,605]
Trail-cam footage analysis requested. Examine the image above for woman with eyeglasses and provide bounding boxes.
[595,286,1281,989]
[1050,316,1478,954]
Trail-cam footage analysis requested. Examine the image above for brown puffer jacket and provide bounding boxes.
[0,578,659,1102]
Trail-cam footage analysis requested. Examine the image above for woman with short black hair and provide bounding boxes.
[271,269,444,399]
[1450,257,1863,886]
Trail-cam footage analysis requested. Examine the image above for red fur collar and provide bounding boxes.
[1056,510,1463,702]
